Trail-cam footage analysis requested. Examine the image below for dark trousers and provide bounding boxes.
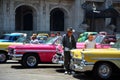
[64,51,71,72]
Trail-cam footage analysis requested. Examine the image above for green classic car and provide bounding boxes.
[0,34,26,63]
[70,39,120,80]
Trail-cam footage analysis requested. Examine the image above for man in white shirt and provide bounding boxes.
[85,34,96,49]
[30,34,39,44]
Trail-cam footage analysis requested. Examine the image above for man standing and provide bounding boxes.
[62,27,76,74]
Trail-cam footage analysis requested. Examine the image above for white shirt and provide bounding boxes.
[85,40,96,49]
[30,39,39,44]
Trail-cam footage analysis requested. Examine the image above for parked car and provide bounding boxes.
[0,33,27,63]
[8,37,63,68]
[37,36,48,43]
[37,33,49,43]
[70,39,120,80]
[0,33,27,42]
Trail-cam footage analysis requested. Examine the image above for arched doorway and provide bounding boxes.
[15,5,34,31]
[50,8,64,31]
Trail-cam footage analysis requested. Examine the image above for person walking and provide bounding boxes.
[62,27,76,74]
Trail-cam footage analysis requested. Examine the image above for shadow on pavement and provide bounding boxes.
[73,73,93,80]
[56,68,65,73]
[11,64,63,69]
[2,62,19,64]
[56,69,120,80]
[73,71,120,80]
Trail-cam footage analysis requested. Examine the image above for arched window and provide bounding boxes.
[15,5,34,31]
[50,8,64,31]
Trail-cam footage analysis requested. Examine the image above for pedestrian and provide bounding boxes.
[30,33,39,44]
[62,27,76,74]
[84,34,96,49]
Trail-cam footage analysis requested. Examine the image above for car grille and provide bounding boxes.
[73,58,82,64]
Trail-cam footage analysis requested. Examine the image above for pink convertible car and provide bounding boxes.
[8,37,63,68]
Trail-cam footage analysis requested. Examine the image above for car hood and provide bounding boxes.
[0,42,22,49]
[71,48,120,59]
[8,43,55,50]
[71,48,120,54]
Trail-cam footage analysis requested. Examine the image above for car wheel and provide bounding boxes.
[0,53,7,63]
[93,63,112,80]
[21,54,39,68]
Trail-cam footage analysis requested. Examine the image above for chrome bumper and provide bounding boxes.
[71,64,94,72]
[53,60,64,64]
[71,58,94,72]
[10,54,23,61]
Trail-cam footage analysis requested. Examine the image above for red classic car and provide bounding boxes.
[8,37,63,68]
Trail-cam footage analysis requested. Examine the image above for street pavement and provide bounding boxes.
[0,60,119,80]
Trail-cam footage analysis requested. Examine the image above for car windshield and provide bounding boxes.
[37,36,48,40]
[95,35,105,43]
[112,39,120,48]
[45,37,58,44]
[0,35,10,40]
[15,36,26,42]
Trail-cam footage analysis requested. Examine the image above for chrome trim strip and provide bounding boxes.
[85,62,94,65]
[92,58,120,60]
[11,54,23,60]
[0,48,7,50]
[16,50,56,52]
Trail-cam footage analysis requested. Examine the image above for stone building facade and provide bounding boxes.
[0,0,120,33]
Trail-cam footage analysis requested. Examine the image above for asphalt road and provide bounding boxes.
[0,60,119,80]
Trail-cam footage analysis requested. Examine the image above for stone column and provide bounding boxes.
[105,0,113,33]
[105,0,113,26]
[9,0,15,31]
[0,0,3,31]
[3,0,13,31]
[40,0,49,32]
[74,0,85,32]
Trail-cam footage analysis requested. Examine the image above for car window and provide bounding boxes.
[12,36,20,41]
[102,37,110,44]
[54,38,61,45]
[95,35,105,43]
[45,37,59,44]
[15,37,26,42]
[0,35,10,40]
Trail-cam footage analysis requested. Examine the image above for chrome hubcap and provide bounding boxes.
[27,56,37,67]
[98,64,111,78]
[0,54,6,62]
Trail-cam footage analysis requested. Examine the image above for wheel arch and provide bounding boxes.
[0,50,8,54]
[0,50,8,58]
[94,61,119,71]
[22,52,40,62]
